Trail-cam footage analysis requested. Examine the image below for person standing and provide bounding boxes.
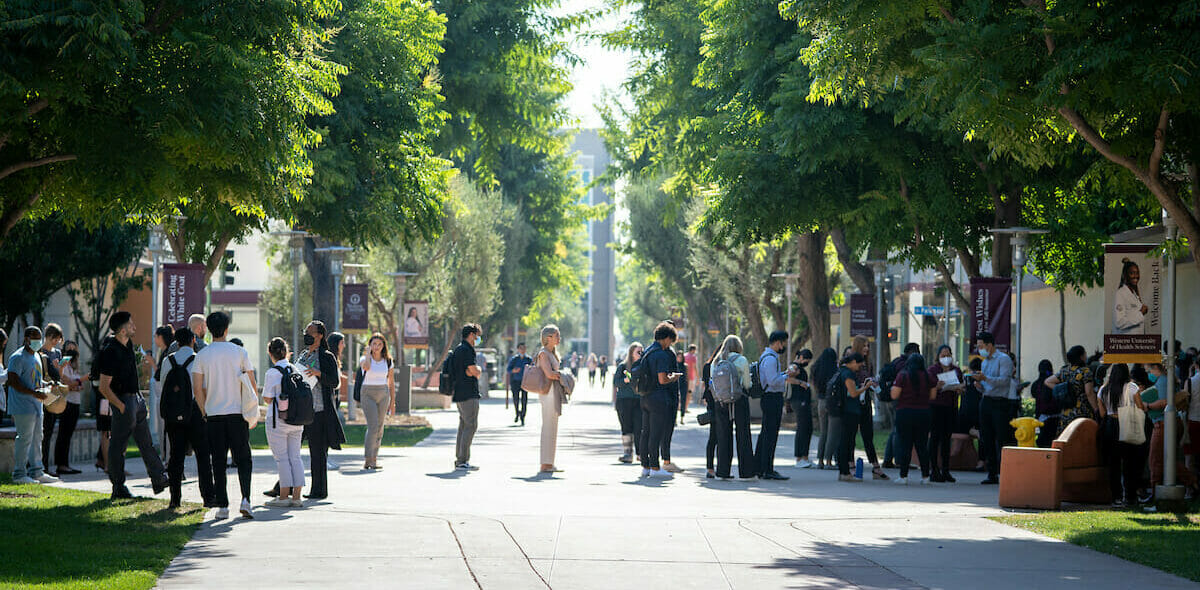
[684,344,699,410]
[889,354,934,485]
[46,339,85,476]
[7,326,59,485]
[1044,345,1100,437]
[711,335,754,480]
[1138,363,1197,495]
[599,355,610,388]
[847,335,887,480]
[613,343,643,464]
[754,330,790,481]
[639,322,683,479]
[788,349,814,468]
[1098,363,1148,507]
[95,313,167,498]
[38,324,68,474]
[167,314,208,354]
[811,348,840,470]
[507,344,533,426]
[659,350,685,471]
[836,352,872,482]
[159,328,215,509]
[587,353,598,387]
[262,338,307,508]
[1030,359,1058,448]
[927,345,964,482]
[358,334,395,470]
[532,325,565,473]
[296,320,345,497]
[191,311,256,518]
[972,331,1014,485]
[880,343,919,469]
[452,324,483,470]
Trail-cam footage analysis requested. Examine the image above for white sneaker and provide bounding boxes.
[239,499,254,519]
[796,459,813,469]
[326,461,337,471]
[648,469,673,479]
[641,468,652,478]
[919,477,931,485]
[35,473,59,484]
[214,507,229,520]
[264,498,292,508]
[290,499,304,508]
[894,477,908,485]
[663,462,684,473]
[13,476,36,485]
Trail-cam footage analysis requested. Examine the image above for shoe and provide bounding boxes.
[619,454,633,464]
[663,462,684,473]
[168,500,181,509]
[111,487,133,499]
[641,468,652,478]
[264,485,280,498]
[882,460,897,469]
[326,462,337,471]
[838,474,863,483]
[762,471,790,481]
[648,469,673,479]
[1137,490,1154,504]
[215,507,229,520]
[152,479,168,495]
[929,473,946,483]
[981,477,999,485]
[706,471,715,479]
[919,477,931,485]
[540,466,564,473]
[796,459,813,469]
[514,416,519,423]
[290,499,304,508]
[303,493,327,500]
[894,477,908,485]
[56,466,82,475]
[264,498,293,508]
[872,468,890,480]
[455,463,479,471]
[12,476,36,485]
[738,476,758,481]
[942,472,957,483]
[240,499,254,519]
[1111,499,1127,508]
[35,473,59,484]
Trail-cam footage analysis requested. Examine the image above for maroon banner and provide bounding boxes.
[342,283,369,331]
[849,294,876,339]
[970,277,1012,351]
[162,263,207,329]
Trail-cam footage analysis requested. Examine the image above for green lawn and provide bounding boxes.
[997,506,1200,582]
[130,424,430,455]
[0,478,203,589]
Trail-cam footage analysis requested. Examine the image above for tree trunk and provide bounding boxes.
[829,227,875,294]
[989,183,1020,278]
[303,238,335,328]
[1059,289,1067,363]
[794,231,832,354]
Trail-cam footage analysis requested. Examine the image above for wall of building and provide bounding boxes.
[572,129,616,359]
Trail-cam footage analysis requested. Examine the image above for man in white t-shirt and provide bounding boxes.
[191,312,256,520]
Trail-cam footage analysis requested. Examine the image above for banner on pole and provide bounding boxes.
[849,294,876,340]
[161,263,207,329]
[402,301,429,347]
[1102,244,1161,363]
[342,283,369,332]
[970,277,1012,352]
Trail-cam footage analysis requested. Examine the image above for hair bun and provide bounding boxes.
[1121,257,1131,264]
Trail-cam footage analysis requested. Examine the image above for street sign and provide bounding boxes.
[914,305,962,317]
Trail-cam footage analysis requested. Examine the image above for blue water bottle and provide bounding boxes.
[854,458,864,479]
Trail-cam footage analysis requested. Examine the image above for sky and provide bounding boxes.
[556,0,635,130]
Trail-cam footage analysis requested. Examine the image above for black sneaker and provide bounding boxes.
[263,484,280,498]
[929,472,946,483]
[942,472,957,483]
[111,487,134,500]
[981,477,999,485]
[152,479,168,495]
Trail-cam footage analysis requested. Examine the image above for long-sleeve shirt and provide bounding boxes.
[759,349,787,393]
[980,352,1013,399]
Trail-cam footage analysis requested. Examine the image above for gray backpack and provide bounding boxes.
[710,354,744,404]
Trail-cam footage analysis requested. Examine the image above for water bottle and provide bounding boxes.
[855,458,864,479]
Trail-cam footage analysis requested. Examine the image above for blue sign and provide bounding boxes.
[914,305,961,317]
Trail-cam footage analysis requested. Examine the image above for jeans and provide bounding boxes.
[639,392,673,470]
[512,382,527,423]
[455,399,479,465]
[979,397,1014,479]
[838,410,860,475]
[714,396,755,478]
[894,407,932,479]
[166,409,214,505]
[927,404,957,475]
[791,397,813,459]
[108,394,167,492]
[616,397,642,456]
[206,414,252,506]
[267,423,305,490]
[11,412,44,479]
[755,392,785,474]
[661,394,678,462]
[360,384,390,460]
[43,402,80,469]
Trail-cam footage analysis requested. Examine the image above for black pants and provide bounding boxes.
[109,394,167,492]
[616,397,642,455]
[512,383,528,423]
[206,414,251,507]
[856,401,879,466]
[895,408,932,479]
[1037,415,1060,448]
[928,405,957,475]
[43,402,80,468]
[661,394,678,462]
[166,409,214,504]
[705,398,718,470]
[305,409,335,497]
[756,392,785,474]
[715,396,755,478]
[1101,418,1147,503]
[979,397,1015,479]
[791,397,813,459]
[639,393,673,469]
[838,410,861,475]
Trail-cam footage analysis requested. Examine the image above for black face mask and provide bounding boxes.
[303,334,316,346]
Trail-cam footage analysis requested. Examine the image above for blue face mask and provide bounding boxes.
[1148,373,1159,385]
[979,348,991,359]
[29,339,43,351]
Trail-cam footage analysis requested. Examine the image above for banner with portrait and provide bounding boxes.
[1103,244,1161,363]
[970,277,1012,352]
[402,301,429,347]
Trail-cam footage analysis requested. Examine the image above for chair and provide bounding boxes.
[1051,418,1112,504]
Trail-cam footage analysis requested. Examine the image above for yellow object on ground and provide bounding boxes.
[1010,416,1044,447]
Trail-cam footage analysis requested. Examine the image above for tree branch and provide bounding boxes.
[932,255,971,314]
[0,185,44,244]
[957,248,982,279]
[1057,106,1145,179]
[0,98,50,152]
[201,230,236,286]
[829,227,875,294]
[1148,107,1169,181]
[0,154,77,182]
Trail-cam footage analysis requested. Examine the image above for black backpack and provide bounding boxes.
[630,349,657,396]
[272,364,315,427]
[160,355,195,424]
[439,350,456,396]
[877,356,905,402]
[826,369,848,413]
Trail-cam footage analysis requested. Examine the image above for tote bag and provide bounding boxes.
[1118,386,1146,445]
[521,351,552,395]
[241,371,260,428]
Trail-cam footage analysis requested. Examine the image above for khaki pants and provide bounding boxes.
[360,385,391,460]
[455,399,479,465]
[540,390,561,465]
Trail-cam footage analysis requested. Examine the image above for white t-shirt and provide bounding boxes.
[361,356,391,386]
[191,341,255,417]
[263,359,305,431]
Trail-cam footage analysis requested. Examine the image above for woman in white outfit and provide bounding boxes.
[263,337,306,508]
[358,333,395,470]
[534,325,564,473]
[1112,258,1148,335]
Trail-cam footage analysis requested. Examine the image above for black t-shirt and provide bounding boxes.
[96,338,140,395]
[451,340,480,402]
[789,363,810,404]
[646,344,676,396]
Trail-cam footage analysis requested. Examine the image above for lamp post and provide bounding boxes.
[988,227,1048,382]
[865,261,888,374]
[313,246,354,333]
[271,229,311,357]
[1160,210,1183,499]
[386,271,418,415]
[771,273,800,362]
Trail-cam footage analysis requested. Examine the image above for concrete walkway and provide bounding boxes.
[53,379,1199,589]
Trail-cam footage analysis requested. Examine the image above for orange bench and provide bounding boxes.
[1051,418,1112,504]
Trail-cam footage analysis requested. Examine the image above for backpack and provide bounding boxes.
[630,349,658,396]
[160,355,195,425]
[826,369,848,413]
[710,355,743,404]
[1052,380,1075,409]
[271,364,315,427]
[439,350,456,396]
[748,349,777,399]
[878,356,905,402]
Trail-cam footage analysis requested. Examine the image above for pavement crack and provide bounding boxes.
[695,519,735,590]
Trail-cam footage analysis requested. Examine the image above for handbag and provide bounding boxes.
[696,411,712,426]
[522,352,551,395]
[240,371,260,428]
[1118,405,1146,445]
[41,383,69,414]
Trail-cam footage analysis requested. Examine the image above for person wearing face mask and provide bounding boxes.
[43,339,85,476]
[451,324,484,470]
[926,345,964,482]
[7,326,60,485]
[1139,363,1198,497]
[788,349,814,468]
[39,324,77,476]
[754,331,791,481]
[970,331,1013,485]
[613,342,644,464]
[294,320,345,499]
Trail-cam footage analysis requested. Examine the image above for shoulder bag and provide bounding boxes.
[522,351,552,395]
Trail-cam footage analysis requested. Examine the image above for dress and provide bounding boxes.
[1056,364,1095,436]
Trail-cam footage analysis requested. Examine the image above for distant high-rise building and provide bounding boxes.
[572,130,615,359]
